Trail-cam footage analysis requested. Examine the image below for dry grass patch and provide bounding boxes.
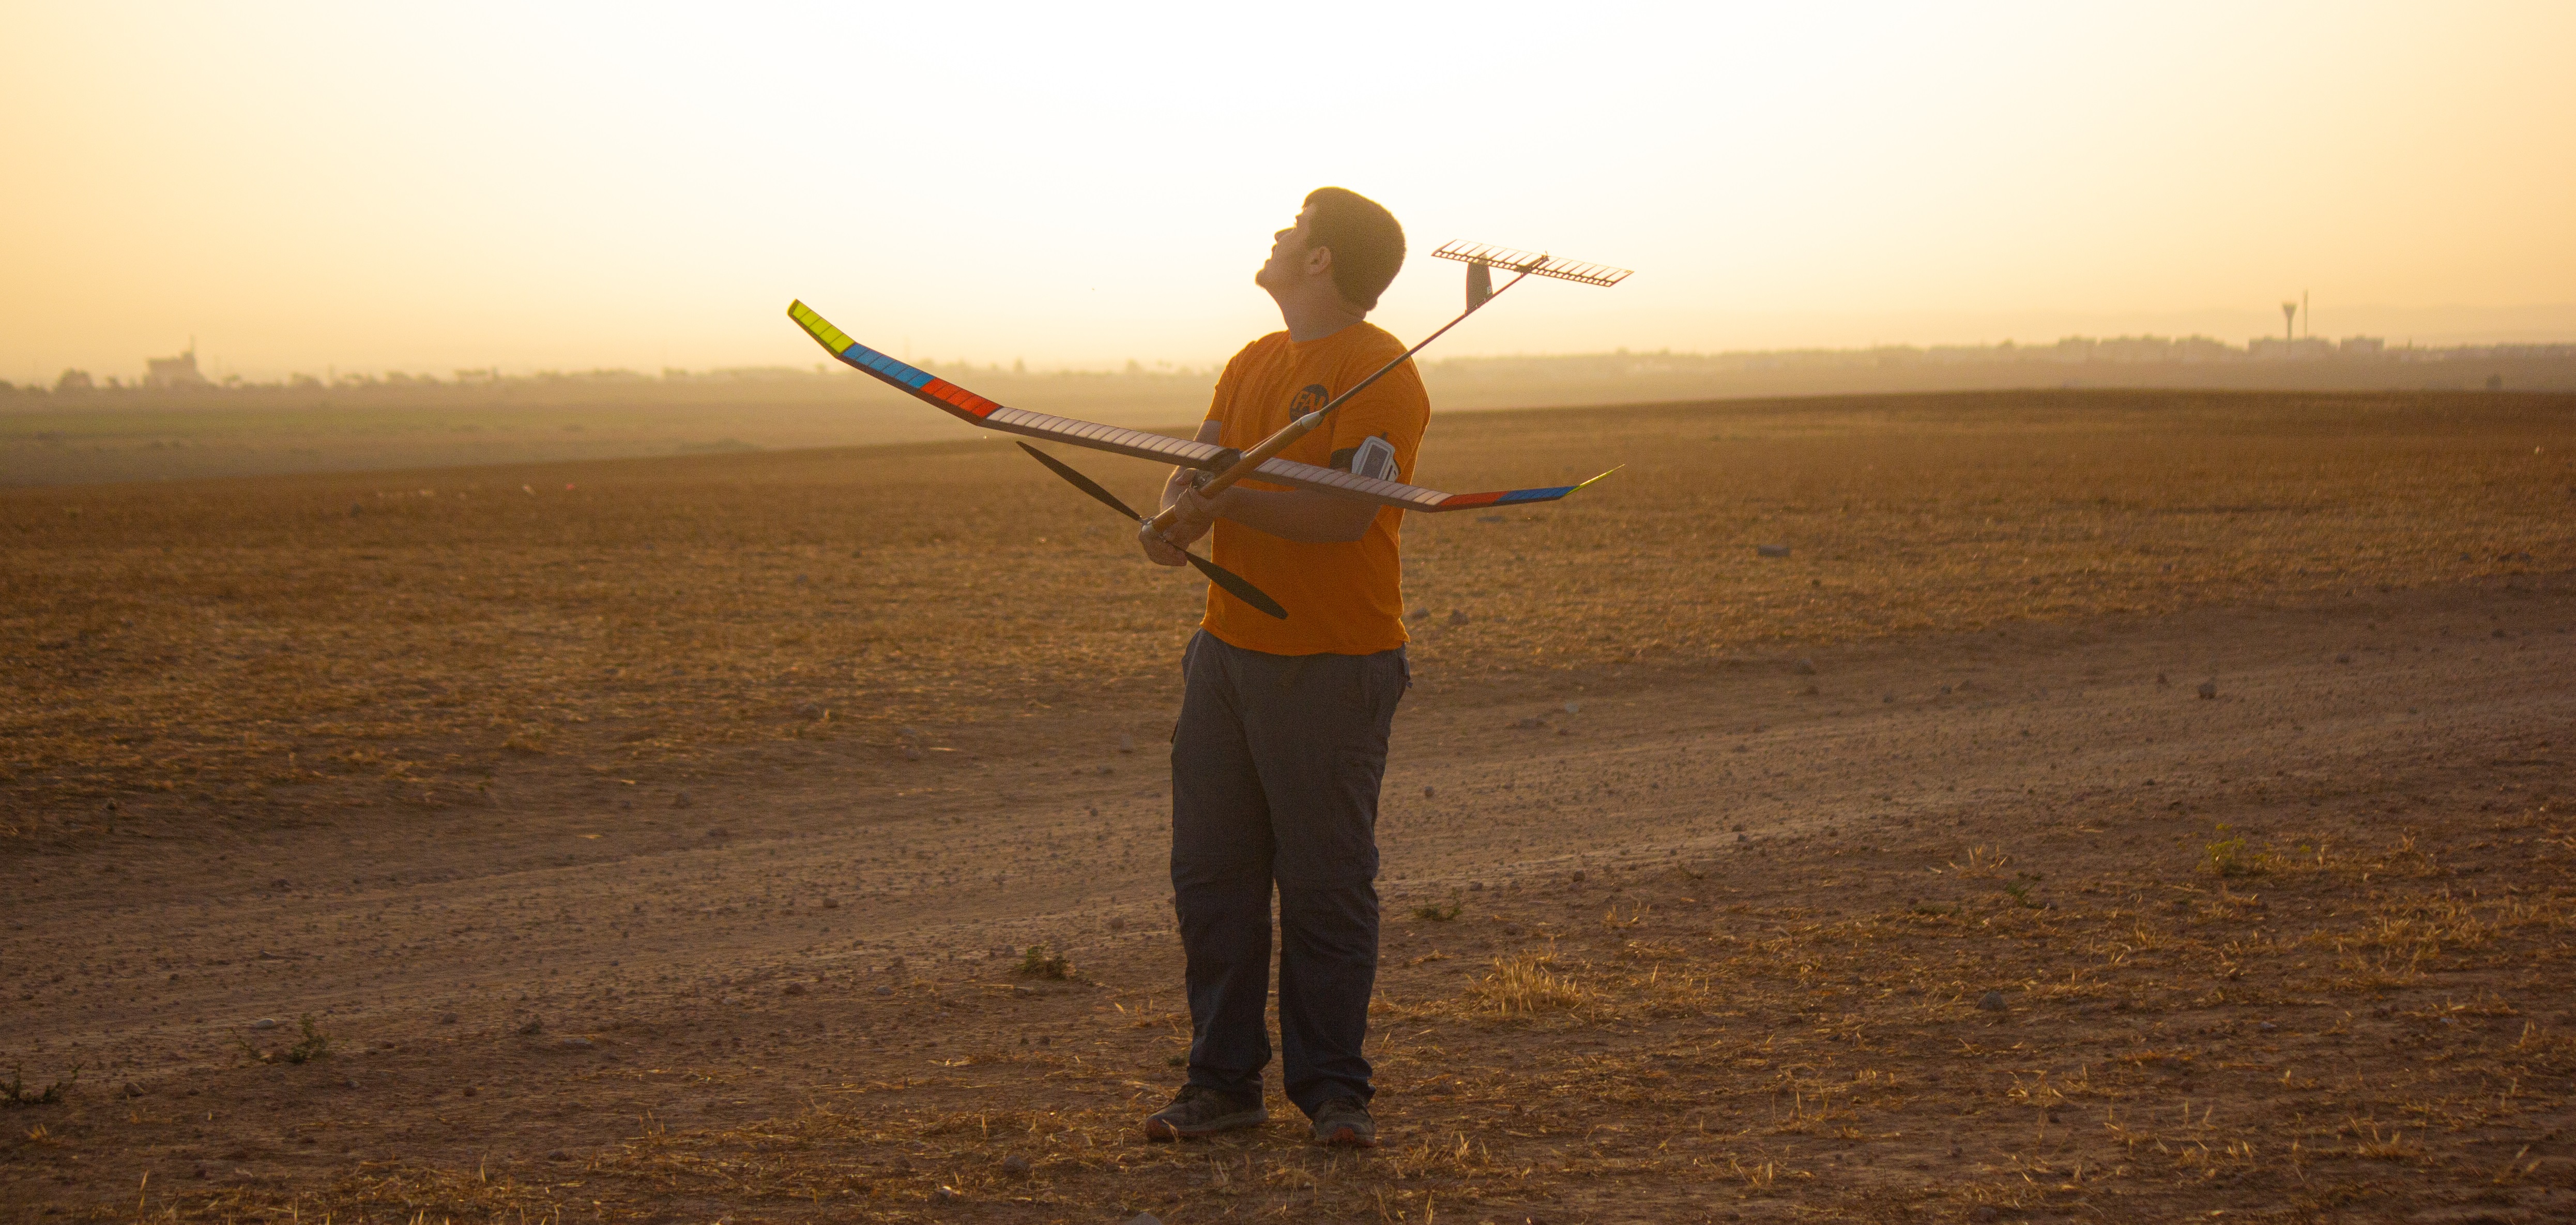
[1461,949,1591,1017]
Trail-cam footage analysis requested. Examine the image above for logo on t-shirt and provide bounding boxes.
[1289,384,1330,414]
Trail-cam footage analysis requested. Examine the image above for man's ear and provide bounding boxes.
[1304,243,1335,280]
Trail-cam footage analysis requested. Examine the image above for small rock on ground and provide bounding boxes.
[1977,991,2008,1011]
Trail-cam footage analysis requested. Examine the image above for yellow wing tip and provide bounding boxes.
[1571,465,1622,492]
[786,299,855,355]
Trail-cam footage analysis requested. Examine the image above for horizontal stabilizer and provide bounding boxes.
[1432,241,1630,288]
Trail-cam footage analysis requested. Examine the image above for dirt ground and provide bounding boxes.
[5,389,2575,1223]
[0,371,1220,488]
[11,354,2574,488]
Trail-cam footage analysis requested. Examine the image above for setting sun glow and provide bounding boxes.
[6,2,2571,381]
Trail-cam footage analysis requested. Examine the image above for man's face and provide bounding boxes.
[1255,203,1323,292]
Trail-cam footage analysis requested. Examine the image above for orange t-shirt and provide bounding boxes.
[1200,323,1429,656]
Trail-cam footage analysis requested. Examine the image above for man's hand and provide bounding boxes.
[1166,482,1224,545]
[1137,521,1189,567]
[1140,468,1225,566]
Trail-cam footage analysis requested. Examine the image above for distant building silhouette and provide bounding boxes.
[145,344,212,389]
[2245,296,2383,360]
[2248,337,2337,360]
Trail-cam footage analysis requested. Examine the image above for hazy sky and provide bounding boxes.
[7,2,2572,382]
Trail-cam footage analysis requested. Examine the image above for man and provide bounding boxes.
[1136,187,1425,1148]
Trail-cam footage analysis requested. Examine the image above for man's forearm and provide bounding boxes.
[1214,487,1377,543]
[1157,417,1377,543]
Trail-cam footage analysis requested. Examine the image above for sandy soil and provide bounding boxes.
[12,356,2574,488]
[0,373,1220,488]
[10,388,2570,833]
[6,570,2571,1222]
[5,390,2574,1222]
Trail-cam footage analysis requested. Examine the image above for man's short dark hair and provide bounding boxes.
[1303,187,1405,312]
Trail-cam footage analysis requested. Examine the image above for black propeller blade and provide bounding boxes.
[1017,442,1288,621]
[1019,441,1143,520]
[1181,550,1289,621]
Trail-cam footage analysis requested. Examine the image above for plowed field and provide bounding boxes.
[5,387,2574,1223]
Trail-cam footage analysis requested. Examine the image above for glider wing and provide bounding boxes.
[790,300,1228,470]
[1236,455,1617,513]
[790,299,1614,511]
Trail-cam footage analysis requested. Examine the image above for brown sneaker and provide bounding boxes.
[1310,1097,1377,1147]
[1143,1085,1267,1141]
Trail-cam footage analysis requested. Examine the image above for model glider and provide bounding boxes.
[789,240,1629,617]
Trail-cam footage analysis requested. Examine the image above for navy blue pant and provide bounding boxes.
[1170,630,1407,1117]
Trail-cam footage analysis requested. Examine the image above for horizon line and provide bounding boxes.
[20,331,2576,394]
